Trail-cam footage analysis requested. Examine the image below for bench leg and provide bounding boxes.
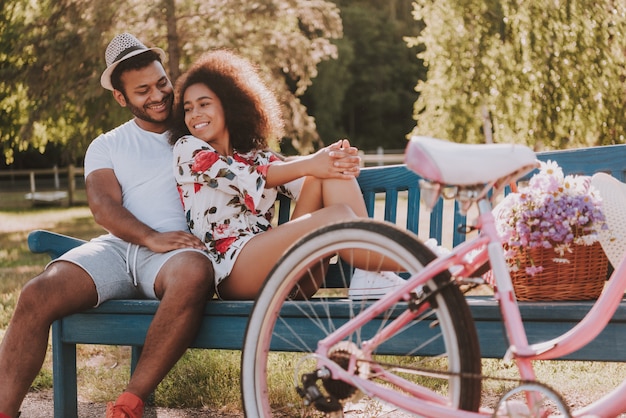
[52,321,78,418]
[130,345,142,375]
[130,346,154,406]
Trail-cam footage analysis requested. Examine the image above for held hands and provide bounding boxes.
[311,139,361,179]
[265,139,361,186]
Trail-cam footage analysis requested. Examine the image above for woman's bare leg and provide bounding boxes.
[219,204,358,299]
[290,176,400,274]
[220,175,400,300]
[291,176,368,219]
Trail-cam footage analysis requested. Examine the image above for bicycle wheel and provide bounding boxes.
[241,219,481,417]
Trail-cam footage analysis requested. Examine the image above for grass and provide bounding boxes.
[2,205,626,414]
[0,204,247,411]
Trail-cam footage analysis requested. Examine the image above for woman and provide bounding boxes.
[169,50,403,300]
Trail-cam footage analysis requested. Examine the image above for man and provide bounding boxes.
[0,33,214,418]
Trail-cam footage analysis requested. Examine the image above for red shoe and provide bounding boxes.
[105,392,144,418]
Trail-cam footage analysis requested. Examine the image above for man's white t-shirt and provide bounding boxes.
[84,119,188,233]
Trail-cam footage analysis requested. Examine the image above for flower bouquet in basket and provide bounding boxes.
[494,161,608,301]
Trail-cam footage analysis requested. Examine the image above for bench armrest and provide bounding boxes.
[28,229,86,260]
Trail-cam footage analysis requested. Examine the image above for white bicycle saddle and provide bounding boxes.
[404,136,538,186]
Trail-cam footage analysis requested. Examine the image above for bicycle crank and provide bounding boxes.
[296,341,370,414]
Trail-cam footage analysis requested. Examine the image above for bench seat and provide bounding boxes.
[58,297,626,359]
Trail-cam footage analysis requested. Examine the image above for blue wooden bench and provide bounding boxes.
[27,144,626,417]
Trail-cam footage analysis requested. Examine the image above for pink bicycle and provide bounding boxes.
[241,136,624,417]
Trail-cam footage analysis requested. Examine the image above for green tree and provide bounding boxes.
[0,0,41,164]
[306,0,425,151]
[0,0,342,165]
[408,0,626,150]
[1,0,131,165]
[300,36,355,145]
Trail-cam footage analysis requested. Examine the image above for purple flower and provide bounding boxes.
[525,265,544,276]
[495,160,606,277]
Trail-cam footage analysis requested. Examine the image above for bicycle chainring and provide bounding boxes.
[322,341,370,401]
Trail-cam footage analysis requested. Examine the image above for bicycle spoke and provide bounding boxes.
[241,220,482,416]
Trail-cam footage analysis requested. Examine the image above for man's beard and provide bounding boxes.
[126,92,173,125]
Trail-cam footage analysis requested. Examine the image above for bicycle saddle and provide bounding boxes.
[404,136,538,186]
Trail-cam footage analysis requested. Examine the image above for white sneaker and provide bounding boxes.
[424,238,450,257]
[348,269,413,300]
[425,238,462,275]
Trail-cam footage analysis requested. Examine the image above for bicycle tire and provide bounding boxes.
[241,219,481,417]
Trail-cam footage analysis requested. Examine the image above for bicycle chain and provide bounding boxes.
[327,352,570,416]
[326,278,569,414]
[301,277,571,415]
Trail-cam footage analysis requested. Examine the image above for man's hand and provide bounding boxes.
[87,169,207,252]
[143,230,207,253]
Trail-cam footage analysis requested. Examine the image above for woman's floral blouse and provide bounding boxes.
[173,135,301,286]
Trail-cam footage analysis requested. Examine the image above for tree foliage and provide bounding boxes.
[409,0,626,150]
[1,0,123,166]
[0,0,342,165]
[305,0,424,151]
[110,0,343,153]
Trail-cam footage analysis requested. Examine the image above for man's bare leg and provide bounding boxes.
[120,252,214,401]
[0,262,98,417]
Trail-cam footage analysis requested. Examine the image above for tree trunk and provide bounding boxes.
[162,0,181,82]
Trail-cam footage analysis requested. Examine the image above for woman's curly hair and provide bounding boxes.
[168,50,284,153]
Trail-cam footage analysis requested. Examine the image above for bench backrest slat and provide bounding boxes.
[535,144,626,181]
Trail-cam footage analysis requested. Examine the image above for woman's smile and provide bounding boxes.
[183,82,230,154]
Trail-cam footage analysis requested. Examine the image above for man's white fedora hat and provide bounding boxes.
[591,172,626,268]
[100,33,166,91]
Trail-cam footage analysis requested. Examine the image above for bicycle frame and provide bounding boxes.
[314,189,626,417]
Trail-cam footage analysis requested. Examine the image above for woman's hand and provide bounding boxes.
[265,139,362,187]
[311,139,362,179]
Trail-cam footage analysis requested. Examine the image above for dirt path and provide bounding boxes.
[20,390,241,418]
[23,389,626,417]
[20,390,418,417]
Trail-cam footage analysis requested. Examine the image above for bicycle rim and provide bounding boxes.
[241,219,481,417]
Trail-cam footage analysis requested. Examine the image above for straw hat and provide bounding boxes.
[590,172,626,268]
[100,33,166,91]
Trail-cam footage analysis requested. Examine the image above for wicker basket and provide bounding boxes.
[507,242,608,301]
